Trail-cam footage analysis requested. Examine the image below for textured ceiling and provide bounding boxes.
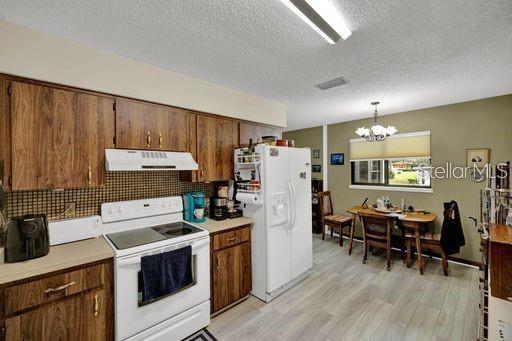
[1,0,511,130]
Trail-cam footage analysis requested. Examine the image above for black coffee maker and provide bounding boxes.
[5,214,50,263]
[210,196,228,221]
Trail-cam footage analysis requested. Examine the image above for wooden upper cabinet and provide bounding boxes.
[157,106,189,152]
[115,99,149,150]
[239,122,282,146]
[10,81,115,190]
[196,116,238,182]
[116,98,189,151]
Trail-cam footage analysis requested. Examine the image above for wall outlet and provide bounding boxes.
[64,202,76,218]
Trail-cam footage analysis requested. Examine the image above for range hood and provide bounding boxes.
[105,149,198,171]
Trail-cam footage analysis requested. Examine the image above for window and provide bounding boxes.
[351,157,431,188]
[388,158,431,187]
[350,131,432,191]
[352,160,385,185]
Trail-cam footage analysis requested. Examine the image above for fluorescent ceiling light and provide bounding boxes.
[280,0,352,44]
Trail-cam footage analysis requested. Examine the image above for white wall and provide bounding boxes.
[0,20,287,127]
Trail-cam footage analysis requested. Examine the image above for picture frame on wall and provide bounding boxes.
[312,165,322,173]
[313,149,320,158]
[330,153,344,165]
[467,148,490,168]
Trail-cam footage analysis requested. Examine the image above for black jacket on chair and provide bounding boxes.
[440,201,466,255]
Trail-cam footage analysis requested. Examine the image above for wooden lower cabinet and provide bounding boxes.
[210,225,252,313]
[4,289,106,341]
[1,259,114,341]
[489,224,512,301]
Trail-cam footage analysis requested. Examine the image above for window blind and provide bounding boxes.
[350,131,430,160]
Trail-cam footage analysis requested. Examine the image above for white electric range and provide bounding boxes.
[101,196,210,341]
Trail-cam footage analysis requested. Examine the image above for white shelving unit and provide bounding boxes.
[234,148,262,200]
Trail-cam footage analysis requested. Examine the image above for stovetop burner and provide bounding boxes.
[106,221,203,250]
[150,221,201,237]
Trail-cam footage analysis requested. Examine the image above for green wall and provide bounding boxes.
[283,126,324,180]
[286,94,512,263]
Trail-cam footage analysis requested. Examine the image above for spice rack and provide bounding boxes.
[234,148,262,196]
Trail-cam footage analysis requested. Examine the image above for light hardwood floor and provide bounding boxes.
[209,234,479,341]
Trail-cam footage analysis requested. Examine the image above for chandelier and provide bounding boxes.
[355,101,397,142]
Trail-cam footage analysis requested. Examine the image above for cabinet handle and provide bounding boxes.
[87,166,92,186]
[94,293,99,316]
[216,254,221,270]
[199,167,204,181]
[44,281,76,294]
[159,133,163,149]
[228,236,239,242]
[146,131,151,148]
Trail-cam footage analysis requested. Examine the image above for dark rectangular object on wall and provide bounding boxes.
[330,153,344,165]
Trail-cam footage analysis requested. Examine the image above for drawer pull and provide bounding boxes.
[94,293,99,316]
[228,236,239,242]
[44,281,76,294]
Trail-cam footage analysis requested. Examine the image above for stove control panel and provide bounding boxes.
[101,196,183,223]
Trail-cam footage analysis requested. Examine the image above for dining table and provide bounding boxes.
[346,205,437,275]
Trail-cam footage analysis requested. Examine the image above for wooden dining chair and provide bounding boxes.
[359,212,393,271]
[404,231,448,276]
[318,191,354,250]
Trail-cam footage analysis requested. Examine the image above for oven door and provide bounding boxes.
[115,236,210,340]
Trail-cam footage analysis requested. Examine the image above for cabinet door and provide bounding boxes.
[10,82,114,190]
[216,118,238,180]
[153,106,189,152]
[80,94,116,187]
[239,122,282,146]
[240,241,252,298]
[82,290,107,340]
[212,245,242,312]
[4,289,106,341]
[196,115,216,181]
[116,99,153,150]
[196,116,238,181]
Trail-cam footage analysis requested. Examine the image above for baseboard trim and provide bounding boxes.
[325,233,481,268]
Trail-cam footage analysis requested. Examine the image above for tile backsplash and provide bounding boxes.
[4,171,214,220]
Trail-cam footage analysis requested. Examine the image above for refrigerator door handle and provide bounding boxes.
[290,181,297,232]
[287,181,294,233]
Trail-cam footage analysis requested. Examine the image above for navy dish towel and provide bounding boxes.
[140,245,193,302]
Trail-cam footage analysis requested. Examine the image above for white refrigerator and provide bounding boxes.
[235,144,313,302]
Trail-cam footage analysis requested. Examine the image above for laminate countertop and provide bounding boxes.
[190,217,253,234]
[0,237,114,285]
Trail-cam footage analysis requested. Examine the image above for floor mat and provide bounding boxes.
[182,328,217,341]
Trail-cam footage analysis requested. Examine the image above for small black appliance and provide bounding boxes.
[209,196,228,221]
[5,214,49,263]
